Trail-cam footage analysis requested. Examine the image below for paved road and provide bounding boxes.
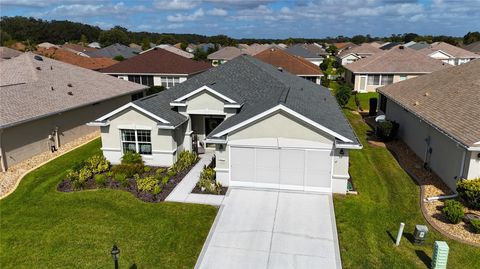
[195,188,342,269]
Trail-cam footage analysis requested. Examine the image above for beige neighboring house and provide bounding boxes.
[337,43,382,65]
[141,44,194,59]
[207,46,244,66]
[37,42,59,49]
[344,46,449,92]
[90,55,362,194]
[377,59,480,190]
[0,53,146,171]
[418,42,480,66]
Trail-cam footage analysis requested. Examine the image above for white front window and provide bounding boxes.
[121,129,152,155]
[160,76,181,88]
[367,74,393,86]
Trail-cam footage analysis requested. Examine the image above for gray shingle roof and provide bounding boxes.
[86,43,140,59]
[378,59,480,148]
[285,44,321,59]
[0,53,146,128]
[130,55,360,145]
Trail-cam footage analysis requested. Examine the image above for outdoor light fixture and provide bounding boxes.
[339,149,345,156]
[111,245,120,269]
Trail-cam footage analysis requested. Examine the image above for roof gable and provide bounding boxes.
[173,85,238,104]
[254,48,323,75]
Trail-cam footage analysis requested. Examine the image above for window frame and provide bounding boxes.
[120,129,152,155]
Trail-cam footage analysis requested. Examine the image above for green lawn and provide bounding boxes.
[334,94,480,269]
[0,139,217,268]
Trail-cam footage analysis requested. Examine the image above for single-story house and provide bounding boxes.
[377,59,480,190]
[344,46,449,92]
[405,41,430,51]
[255,47,323,84]
[207,46,244,66]
[301,43,329,58]
[379,42,401,50]
[90,55,362,194]
[141,45,194,59]
[62,43,97,55]
[333,42,358,54]
[88,42,101,49]
[337,43,382,65]
[285,44,324,65]
[0,53,146,171]
[418,42,480,66]
[36,47,118,71]
[101,48,211,89]
[86,43,140,59]
[37,42,59,50]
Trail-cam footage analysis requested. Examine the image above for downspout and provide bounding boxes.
[0,129,7,172]
[459,148,467,181]
[54,126,60,149]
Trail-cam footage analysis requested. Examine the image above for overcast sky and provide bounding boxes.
[1,0,479,39]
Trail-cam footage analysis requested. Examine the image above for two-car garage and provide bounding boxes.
[229,138,333,192]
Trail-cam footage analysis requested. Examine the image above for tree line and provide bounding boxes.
[1,16,479,48]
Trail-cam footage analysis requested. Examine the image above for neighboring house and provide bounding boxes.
[0,47,22,61]
[101,48,211,89]
[36,47,118,71]
[406,41,430,51]
[37,42,59,49]
[62,43,97,54]
[129,43,142,49]
[207,46,244,66]
[337,43,382,65]
[334,42,358,53]
[90,55,361,194]
[418,42,480,66]
[88,42,101,49]
[369,41,385,48]
[86,43,141,59]
[0,53,146,171]
[285,44,324,65]
[186,44,196,53]
[255,47,323,84]
[344,46,449,92]
[463,41,480,55]
[242,44,273,56]
[377,59,480,190]
[301,43,329,58]
[141,45,194,59]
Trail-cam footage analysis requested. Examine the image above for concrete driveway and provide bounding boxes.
[195,188,342,269]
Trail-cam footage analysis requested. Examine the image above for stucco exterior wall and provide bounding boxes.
[384,98,466,190]
[349,73,420,92]
[465,151,480,179]
[1,94,131,169]
[100,108,176,166]
[186,92,225,115]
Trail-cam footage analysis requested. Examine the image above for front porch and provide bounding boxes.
[190,114,225,152]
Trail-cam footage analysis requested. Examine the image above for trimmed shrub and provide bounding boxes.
[66,169,79,181]
[95,174,107,187]
[442,200,464,224]
[156,167,166,175]
[144,166,152,173]
[114,173,129,187]
[457,178,480,209]
[136,175,158,192]
[167,169,177,178]
[85,155,110,174]
[161,176,169,186]
[78,167,93,182]
[121,151,143,165]
[335,85,351,107]
[172,151,198,173]
[377,120,399,141]
[197,167,222,194]
[471,219,480,234]
[111,164,144,178]
[152,185,162,196]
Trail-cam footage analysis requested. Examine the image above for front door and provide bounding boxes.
[205,117,223,135]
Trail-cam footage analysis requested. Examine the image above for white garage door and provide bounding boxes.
[230,146,333,192]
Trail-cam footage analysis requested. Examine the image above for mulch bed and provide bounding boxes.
[57,161,197,203]
[191,185,228,195]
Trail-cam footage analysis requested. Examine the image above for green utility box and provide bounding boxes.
[431,241,449,269]
[414,225,428,244]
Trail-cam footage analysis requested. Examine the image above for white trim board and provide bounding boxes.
[174,85,238,104]
[213,104,354,143]
[95,102,170,124]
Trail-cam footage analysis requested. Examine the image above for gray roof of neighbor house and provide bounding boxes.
[345,46,450,73]
[463,41,480,54]
[86,43,140,59]
[207,46,244,60]
[378,59,480,148]
[418,42,480,59]
[338,43,382,58]
[407,41,430,50]
[123,55,360,145]
[0,47,22,61]
[285,44,321,59]
[301,43,329,56]
[0,53,146,129]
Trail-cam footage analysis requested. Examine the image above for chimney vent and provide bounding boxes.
[278,67,283,72]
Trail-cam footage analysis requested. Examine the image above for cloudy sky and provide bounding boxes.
[1,0,479,38]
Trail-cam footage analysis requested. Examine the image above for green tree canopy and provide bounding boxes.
[99,26,130,46]
[463,32,480,45]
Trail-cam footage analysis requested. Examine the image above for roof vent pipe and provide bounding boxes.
[278,67,283,72]
[34,55,43,61]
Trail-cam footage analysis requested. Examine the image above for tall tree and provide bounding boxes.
[463,32,480,45]
[98,26,129,46]
[141,37,150,50]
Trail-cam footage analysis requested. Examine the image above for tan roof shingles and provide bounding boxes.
[338,43,382,58]
[345,46,449,73]
[207,46,244,60]
[0,52,146,128]
[377,59,480,148]
[254,48,323,76]
[418,42,480,59]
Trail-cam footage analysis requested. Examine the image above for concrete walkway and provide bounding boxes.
[165,152,224,206]
[195,188,342,269]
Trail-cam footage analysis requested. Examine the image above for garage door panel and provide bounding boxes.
[305,150,332,188]
[255,148,280,184]
[279,149,305,187]
[231,147,255,182]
